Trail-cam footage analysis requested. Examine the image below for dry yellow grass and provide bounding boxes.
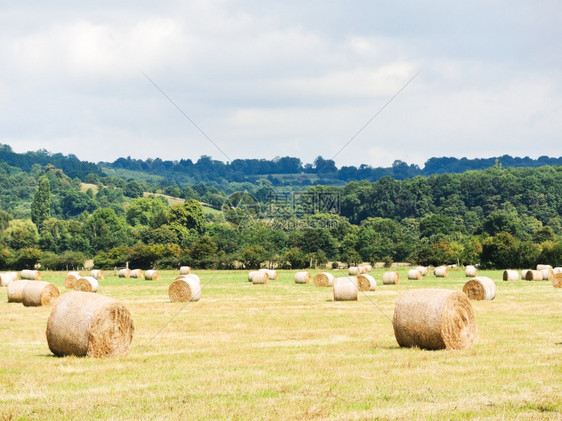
[0,269,560,419]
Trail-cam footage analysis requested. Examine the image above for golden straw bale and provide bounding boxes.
[118,268,131,278]
[393,289,477,350]
[552,273,562,288]
[21,269,41,280]
[294,271,311,284]
[22,281,59,307]
[144,270,160,280]
[130,269,144,279]
[465,265,478,277]
[525,270,544,281]
[251,271,269,285]
[90,270,105,280]
[7,280,31,303]
[313,272,334,287]
[382,271,400,285]
[333,276,358,301]
[46,291,134,358]
[0,271,18,287]
[74,276,99,293]
[463,277,496,301]
[168,277,201,302]
[179,266,191,275]
[407,269,422,280]
[433,266,449,277]
[502,270,519,281]
[357,274,376,291]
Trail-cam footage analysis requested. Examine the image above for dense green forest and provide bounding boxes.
[0,142,561,271]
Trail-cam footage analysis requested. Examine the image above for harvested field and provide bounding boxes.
[0,269,560,419]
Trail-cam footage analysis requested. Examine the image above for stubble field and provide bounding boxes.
[1,269,560,420]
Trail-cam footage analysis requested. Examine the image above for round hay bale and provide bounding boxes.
[348,266,361,275]
[433,266,449,278]
[0,271,18,287]
[407,269,422,280]
[553,267,562,275]
[541,268,555,281]
[75,276,99,293]
[416,266,429,276]
[90,269,105,280]
[393,289,477,350]
[64,272,81,289]
[465,265,478,277]
[117,268,130,278]
[259,269,277,280]
[333,276,358,301]
[357,274,376,291]
[174,273,200,285]
[521,269,530,279]
[22,281,59,307]
[503,270,519,281]
[179,266,191,275]
[294,271,311,284]
[463,277,496,301]
[168,277,201,302]
[144,270,160,281]
[21,269,41,280]
[248,271,257,282]
[552,273,562,288]
[525,270,544,281]
[46,291,135,358]
[251,271,269,285]
[7,280,31,303]
[314,272,334,287]
[361,264,372,273]
[382,271,400,285]
[130,269,144,279]
[536,264,553,271]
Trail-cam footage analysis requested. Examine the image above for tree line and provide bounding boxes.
[0,159,560,271]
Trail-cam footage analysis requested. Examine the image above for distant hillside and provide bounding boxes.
[1,143,560,188]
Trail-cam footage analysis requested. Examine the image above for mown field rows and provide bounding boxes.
[1,269,560,420]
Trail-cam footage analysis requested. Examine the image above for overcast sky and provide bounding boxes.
[1,1,561,168]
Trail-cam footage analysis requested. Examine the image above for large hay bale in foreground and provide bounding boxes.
[382,271,400,285]
[541,268,555,281]
[314,272,334,287]
[393,289,477,350]
[0,271,18,287]
[463,277,496,301]
[22,281,59,307]
[536,264,553,271]
[179,266,191,275]
[7,280,31,303]
[74,276,99,293]
[117,268,130,278]
[503,270,519,281]
[64,272,81,289]
[130,269,144,279]
[465,265,478,277]
[144,270,160,281]
[21,269,41,280]
[294,271,311,284]
[357,274,376,291]
[251,271,269,284]
[46,291,135,358]
[168,277,201,302]
[416,266,429,276]
[552,273,562,288]
[433,266,449,278]
[90,270,105,280]
[407,269,422,280]
[333,277,358,301]
[525,270,544,281]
